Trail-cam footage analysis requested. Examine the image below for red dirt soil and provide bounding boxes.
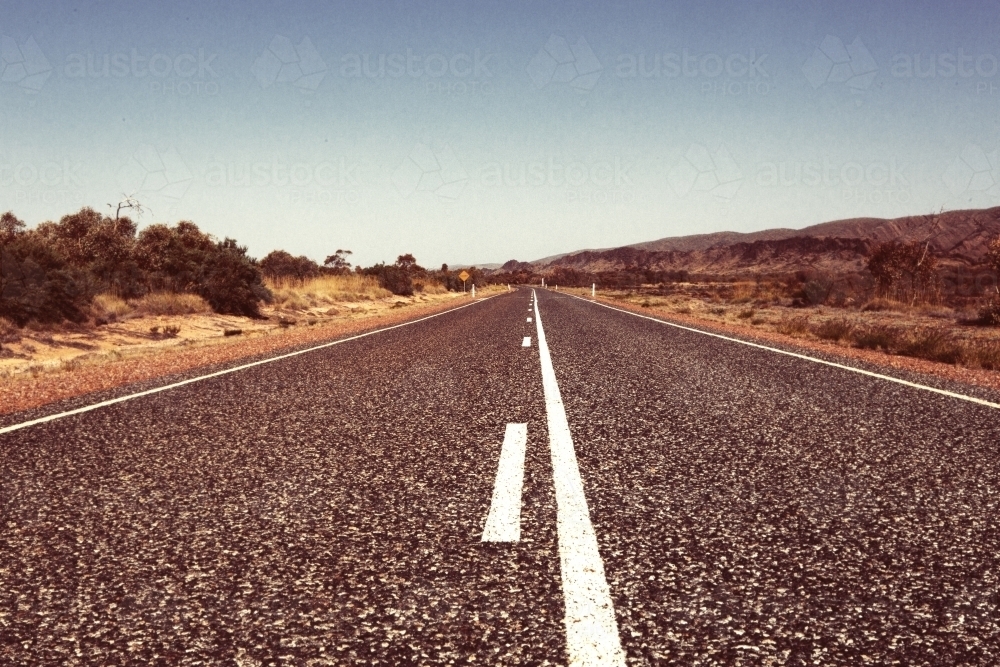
[0,298,480,417]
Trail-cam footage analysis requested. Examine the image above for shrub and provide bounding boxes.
[897,328,964,364]
[967,341,1000,370]
[197,238,271,318]
[33,208,144,298]
[802,279,833,305]
[360,257,425,297]
[136,224,270,318]
[776,316,810,337]
[978,300,1000,326]
[852,325,900,351]
[376,266,414,296]
[224,328,243,336]
[259,250,321,283]
[813,319,854,342]
[0,316,21,343]
[737,308,756,319]
[0,229,92,326]
[92,293,132,321]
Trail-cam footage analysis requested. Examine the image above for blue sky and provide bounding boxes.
[2,0,999,267]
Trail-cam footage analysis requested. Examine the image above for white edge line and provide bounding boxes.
[534,290,627,666]
[565,293,1000,410]
[481,422,528,543]
[0,296,497,436]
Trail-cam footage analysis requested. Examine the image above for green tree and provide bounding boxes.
[0,213,90,326]
[260,250,320,283]
[324,249,353,274]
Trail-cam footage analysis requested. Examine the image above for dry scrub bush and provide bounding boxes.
[134,293,211,316]
[852,325,899,350]
[776,316,810,337]
[979,300,1000,326]
[897,328,964,364]
[966,341,1000,370]
[813,319,855,342]
[731,283,755,304]
[92,294,133,322]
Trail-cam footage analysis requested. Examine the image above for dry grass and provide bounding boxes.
[133,292,211,316]
[413,277,448,294]
[813,318,855,342]
[966,340,1000,370]
[730,283,756,304]
[861,298,902,312]
[0,317,20,344]
[266,274,391,310]
[92,294,133,321]
[776,316,810,337]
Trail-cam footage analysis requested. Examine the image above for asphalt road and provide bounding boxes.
[2,288,1000,665]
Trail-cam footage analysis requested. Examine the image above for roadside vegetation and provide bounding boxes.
[0,207,487,336]
[0,206,500,380]
[496,235,1000,372]
[543,237,1000,372]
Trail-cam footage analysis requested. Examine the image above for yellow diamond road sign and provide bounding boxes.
[458,270,470,282]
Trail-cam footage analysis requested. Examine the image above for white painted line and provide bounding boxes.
[533,290,626,666]
[0,297,497,436]
[527,317,532,323]
[482,423,529,542]
[522,336,532,347]
[568,294,1000,411]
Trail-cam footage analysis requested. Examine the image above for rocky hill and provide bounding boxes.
[528,207,1000,276]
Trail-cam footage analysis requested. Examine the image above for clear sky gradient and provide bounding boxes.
[2,0,999,266]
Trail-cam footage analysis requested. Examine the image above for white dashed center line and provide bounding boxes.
[533,290,626,666]
[482,423,529,542]
[527,317,532,323]
[522,336,532,347]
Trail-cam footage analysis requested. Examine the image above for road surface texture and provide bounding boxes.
[1,288,999,665]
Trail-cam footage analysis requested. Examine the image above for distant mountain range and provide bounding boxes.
[497,207,1000,276]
